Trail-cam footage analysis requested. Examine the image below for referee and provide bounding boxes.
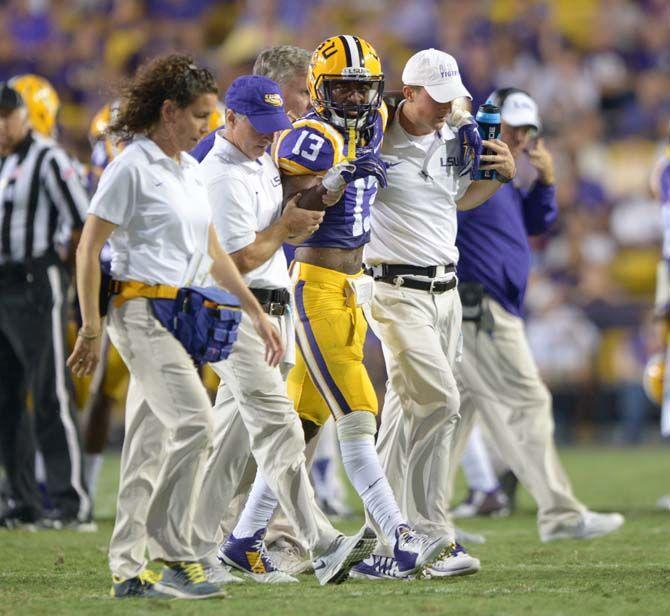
[0,82,91,529]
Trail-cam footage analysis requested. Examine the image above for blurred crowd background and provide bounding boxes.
[3,0,670,444]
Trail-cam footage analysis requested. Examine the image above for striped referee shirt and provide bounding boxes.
[0,131,88,264]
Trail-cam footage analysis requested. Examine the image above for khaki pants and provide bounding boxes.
[366,281,462,548]
[452,297,585,536]
[191,315,338,560]
[107,299,213,579]
[199,402,319,560]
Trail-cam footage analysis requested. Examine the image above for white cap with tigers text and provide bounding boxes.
[500,91,541,131]
[402,48,471,104]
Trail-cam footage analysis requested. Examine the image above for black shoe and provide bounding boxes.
[0,505,39,530]
[498,470,519,513]
[38,508,97,532]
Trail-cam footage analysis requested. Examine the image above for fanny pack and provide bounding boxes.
[112,281,242,365]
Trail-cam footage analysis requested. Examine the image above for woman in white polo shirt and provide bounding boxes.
[67,54,282,600]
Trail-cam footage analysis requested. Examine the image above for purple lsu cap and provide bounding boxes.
[225,75,293,134]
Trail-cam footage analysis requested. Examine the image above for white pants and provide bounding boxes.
[366,281,462,547]
[107,299,213,579]
[452,297,585,535]
[191,315,338,559]
[206,405,320,559]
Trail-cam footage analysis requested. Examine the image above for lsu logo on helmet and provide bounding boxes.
[308,35,383,132]
[89,101,124,159]
[9,74,60,138]
[207,100,226,132]
[643,352,665,405]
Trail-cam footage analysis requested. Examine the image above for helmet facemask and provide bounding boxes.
[313,71,383,132]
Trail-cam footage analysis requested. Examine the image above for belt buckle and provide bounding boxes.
[268,302,286,316]
[429,278,448,294]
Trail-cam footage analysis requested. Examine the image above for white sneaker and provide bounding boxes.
[394,526,452,576]
[540,511,625,542]
[200,554,244,584]
[313,527,377,585]
[656,495,670,510]
[266,538,314,575]
[455,526,486,545]
[422,543,481,578]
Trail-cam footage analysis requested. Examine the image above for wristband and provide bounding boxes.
[77,328,99,341]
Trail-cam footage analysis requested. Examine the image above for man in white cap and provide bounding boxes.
[450,87,625,542]
[351,49,516,580]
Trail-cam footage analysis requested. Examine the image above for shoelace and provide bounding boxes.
[252,538,277,571]
[399,528,431,549]
[179,561,207,585]
[138,570,160,585]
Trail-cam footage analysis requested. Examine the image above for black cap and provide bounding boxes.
[0,83,24,111]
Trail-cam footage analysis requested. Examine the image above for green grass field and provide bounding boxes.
[2,448,669,616]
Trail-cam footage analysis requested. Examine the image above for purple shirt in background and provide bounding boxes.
[9,8,53,51]
[457,181,558,317]
[190,128,220,162]
[147,0,217,19]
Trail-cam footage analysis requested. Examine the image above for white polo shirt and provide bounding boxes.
[200,132,290,290]
[364,101,471,268]
[89,136,212,287]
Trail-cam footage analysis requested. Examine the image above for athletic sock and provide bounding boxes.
[338,437,405,543]
[84,453,104,497]
[232,472,278,539]
[461,424,499,493]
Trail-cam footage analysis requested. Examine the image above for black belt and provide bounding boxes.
[250,287,290,316]
[0,253,60,286]
[367,263,457,294]
[376,276,457,294]
[369,263,455,278]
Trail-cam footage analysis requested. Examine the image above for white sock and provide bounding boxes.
[461,424,499,492]
[232,472,278,539]
[35,451,46,483]
[338,436,404,543]
[84,453,104,497]
[311,418,337,502]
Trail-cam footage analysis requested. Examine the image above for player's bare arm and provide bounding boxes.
[282,173,343,212]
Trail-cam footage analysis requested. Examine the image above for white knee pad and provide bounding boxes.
[336,411,377,441]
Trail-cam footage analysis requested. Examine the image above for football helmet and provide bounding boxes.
[89,101,124,159]
[308,35,383,132]
[207,100,226,132]
[643,352,664,406]
[8,74,60,138]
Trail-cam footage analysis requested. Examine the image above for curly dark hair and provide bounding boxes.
[110,54,218,140]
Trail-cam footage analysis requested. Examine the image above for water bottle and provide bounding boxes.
[474,104,501,180]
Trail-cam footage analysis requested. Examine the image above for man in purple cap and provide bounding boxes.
[192,75,376,586]
[190,45,311,162]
